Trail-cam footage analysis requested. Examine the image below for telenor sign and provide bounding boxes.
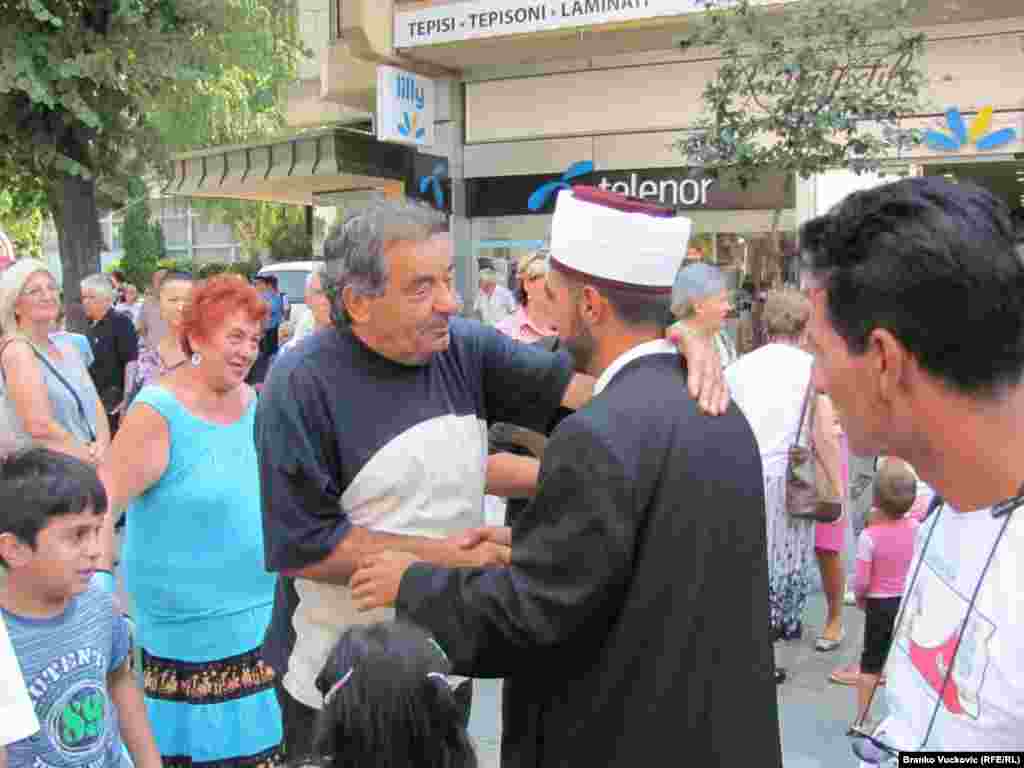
[395,0,712,47]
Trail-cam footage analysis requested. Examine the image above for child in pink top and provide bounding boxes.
[853,458,920,728]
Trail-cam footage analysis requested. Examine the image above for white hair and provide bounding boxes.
[671,262,728,318]
[81,273,116,301]
[0,259,57,336]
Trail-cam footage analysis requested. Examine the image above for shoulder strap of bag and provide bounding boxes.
[794,379,815,448]
[0,338,18,385]
[27,342,97,443]
[923,494,945,522]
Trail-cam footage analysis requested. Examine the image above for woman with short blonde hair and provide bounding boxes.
[0,259,108,465]
[671,262,737,368]
[496,249,557,343]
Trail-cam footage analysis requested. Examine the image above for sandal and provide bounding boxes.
[829,663,886,686]
[829,663,860,686]
[815,628,846,651]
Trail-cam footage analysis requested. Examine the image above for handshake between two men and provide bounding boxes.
[350,525,511,611]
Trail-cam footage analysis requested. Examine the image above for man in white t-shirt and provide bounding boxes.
[473,268,517,326]
[279,268,332,356]
[801,177,1024,758]
[0,615,38,768]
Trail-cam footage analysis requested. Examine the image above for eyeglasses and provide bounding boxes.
[848,487,1020,763]
[20,282,59,300]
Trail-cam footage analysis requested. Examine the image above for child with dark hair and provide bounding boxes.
[852,457,920,730]
[0,448,160,768]
[306,622,475,768]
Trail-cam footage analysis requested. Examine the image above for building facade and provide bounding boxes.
[176,0,1024,307]
[41,197,246,280]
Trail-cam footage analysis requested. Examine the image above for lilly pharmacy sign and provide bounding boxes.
[376,65,435,147]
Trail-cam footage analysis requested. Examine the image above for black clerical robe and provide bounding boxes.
[397,350,781,768]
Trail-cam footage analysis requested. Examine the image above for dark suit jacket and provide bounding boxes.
[398,351,781,768]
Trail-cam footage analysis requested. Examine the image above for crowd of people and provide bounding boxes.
[1,176,1023,768]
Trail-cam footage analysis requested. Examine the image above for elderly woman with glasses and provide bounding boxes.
[670,262,738,369]
[0,259,109,466]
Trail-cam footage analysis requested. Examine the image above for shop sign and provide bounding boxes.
[376,65,435,147]
[467,162,793,218]
[395,0,711,48]
[924,107,1018,154]
[413,155,452,213]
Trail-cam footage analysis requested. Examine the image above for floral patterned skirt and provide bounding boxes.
[137,604,283,768]
[765,472,816,640]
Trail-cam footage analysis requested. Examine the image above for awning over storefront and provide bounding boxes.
[164,127,424,205]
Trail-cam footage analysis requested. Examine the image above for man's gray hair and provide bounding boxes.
[324,198,447,327]
[671,262,728,319]
[81,273,116,301]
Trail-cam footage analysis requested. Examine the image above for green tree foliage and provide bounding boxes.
[676,0,928,345]
[0,0,303,328]
[119,178,167,289]
[0,188,46,259]
[192,199,312,262]
[267,215,313,263]
[677,0,928,185]
[149,6,302,152]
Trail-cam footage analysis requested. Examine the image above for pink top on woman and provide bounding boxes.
[854,517,920,599]
[495,307,555,343]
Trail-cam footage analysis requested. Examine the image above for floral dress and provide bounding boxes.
[130,345,184,401]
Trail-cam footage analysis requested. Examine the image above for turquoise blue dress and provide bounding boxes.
[121,386,282,768]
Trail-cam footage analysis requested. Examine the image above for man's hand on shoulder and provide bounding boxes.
[668,321,729,415]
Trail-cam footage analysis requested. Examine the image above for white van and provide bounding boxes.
[257,260,325,333]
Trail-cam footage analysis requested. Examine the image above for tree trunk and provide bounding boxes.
[48,174,103,333]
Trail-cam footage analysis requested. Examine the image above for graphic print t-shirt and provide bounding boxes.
[0,614,38,745]
[256,319,573,709]
[3,582,130,768]
[872,505,1024,754]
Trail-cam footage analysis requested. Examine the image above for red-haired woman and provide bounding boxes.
[101,275,282,767]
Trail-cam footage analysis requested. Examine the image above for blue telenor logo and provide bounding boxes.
[419,163,447,209]
[924,107,1017,153]
[528,161,594,211]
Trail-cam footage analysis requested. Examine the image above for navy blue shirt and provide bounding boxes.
[254,318,573,701]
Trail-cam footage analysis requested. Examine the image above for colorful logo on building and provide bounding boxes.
[419,163,448,209]
[395,72,427,141]
[528,161,594,211]
[924,107,1017,153]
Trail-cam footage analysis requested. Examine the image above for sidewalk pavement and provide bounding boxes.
[467,590,878,768]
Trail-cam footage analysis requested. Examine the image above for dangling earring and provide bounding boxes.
[191,352,202,367]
